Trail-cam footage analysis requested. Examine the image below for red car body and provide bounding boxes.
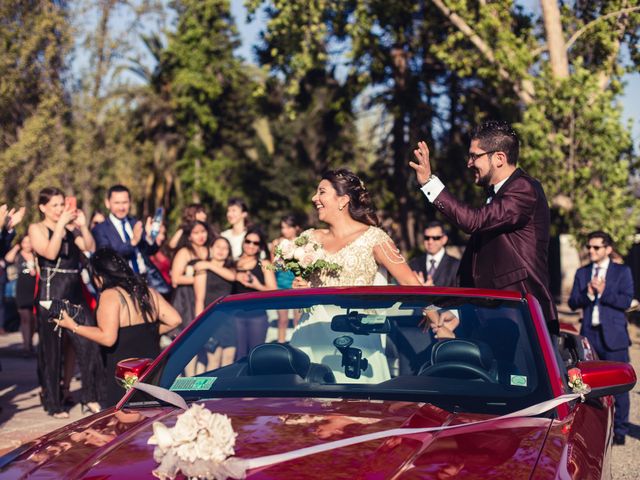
[1,286,636,479]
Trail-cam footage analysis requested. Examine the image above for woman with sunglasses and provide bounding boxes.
[232,227,276,358]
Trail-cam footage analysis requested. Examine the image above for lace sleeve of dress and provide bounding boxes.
[369,227,406,265]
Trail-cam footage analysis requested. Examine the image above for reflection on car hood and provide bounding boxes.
[3,397,553,479]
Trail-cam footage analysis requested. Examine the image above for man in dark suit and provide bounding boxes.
[409,221,459,287]
[92,185,164,288]
[569,231,634,445]
[410,120,558,334]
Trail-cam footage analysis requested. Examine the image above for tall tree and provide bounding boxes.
[429,0,640,251]
[160,0,264,222]
[0,0,73,220]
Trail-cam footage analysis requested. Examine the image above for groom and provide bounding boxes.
[410,120,558,334]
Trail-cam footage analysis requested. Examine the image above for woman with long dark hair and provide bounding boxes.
[4,235,37,355]
[232,226,277,358]
[192,236,236,372]
[290,169,419,383]
[292,168,419,288]
[28,187,101,418]
[170,220,212,332]
[55,248,181,407]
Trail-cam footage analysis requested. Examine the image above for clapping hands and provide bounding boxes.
[589,276,606,296]
[1,204,26,230]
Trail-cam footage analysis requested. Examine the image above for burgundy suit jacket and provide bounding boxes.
[432,168,558,333]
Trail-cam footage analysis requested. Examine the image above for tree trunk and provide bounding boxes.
[390,45,412,251]
[540,0,569,79]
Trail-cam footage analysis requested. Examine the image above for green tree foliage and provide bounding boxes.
[159,0,266,225]
[428,0,640,252]
[0,0,72,224]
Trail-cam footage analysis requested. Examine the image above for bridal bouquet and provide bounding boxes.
[271,234,341,280]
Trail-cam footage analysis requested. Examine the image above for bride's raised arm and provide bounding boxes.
[372,234,421,286]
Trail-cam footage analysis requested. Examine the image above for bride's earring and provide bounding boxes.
[338,205,344,211]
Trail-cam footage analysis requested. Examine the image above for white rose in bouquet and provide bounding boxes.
[293,246,306,261]
[299,251,317,269]
[279,239,296,260]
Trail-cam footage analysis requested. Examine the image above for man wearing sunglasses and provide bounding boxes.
[409,221,459,287]
[568,231,634,446]
[410,120,558,335]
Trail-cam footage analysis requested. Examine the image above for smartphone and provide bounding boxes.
[150,207,164,241]
[65,196,77,211]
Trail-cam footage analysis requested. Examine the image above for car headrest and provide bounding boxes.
[247,343,311,378]
[430,339,494,371]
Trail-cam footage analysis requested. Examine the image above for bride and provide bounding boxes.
[290,169,420,383]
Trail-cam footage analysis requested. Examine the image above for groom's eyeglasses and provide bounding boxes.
[424,236,443,241]
[467,150,500,163]
[586,245,605,251]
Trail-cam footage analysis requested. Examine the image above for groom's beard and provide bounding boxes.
[475,166,495,188]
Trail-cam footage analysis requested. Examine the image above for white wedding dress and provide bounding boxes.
[289,227,394,384]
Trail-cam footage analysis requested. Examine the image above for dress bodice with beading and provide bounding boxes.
[290,226,393,384]
[304,226,392,287]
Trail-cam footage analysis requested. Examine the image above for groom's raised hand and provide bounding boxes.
[409,141,432,186]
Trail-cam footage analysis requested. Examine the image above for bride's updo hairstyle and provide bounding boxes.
[322,169,379,227]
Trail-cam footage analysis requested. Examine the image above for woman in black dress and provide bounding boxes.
[4,235,37,355]
[232,227,277,359]
[28,187,101,418]
[55,248,181,406]
[193,236,236,371]
[170,221,212,333]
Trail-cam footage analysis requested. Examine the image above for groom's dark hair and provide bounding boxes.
[471,120,519,166]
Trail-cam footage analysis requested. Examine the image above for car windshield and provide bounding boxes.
[130,291,553,415]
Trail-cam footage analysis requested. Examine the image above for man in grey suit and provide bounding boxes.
[409,221,459,287]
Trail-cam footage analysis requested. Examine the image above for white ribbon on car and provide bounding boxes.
[243,393,581,473]
[132,380,582,479]
[133,382,188,410]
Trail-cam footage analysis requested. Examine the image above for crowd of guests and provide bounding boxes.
[0,182,461,418]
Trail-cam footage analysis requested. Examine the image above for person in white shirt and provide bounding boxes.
[568,231,634,446]
[409,221,459,287]
[91,185,164,287]
[220,198,249,260]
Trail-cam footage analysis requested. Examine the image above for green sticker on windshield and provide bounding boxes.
[510,375,527,387]
[170,377,217,391]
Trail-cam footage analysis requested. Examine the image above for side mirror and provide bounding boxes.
[331,311,390,335]
[578,360,637,399]
[115,357,153,387]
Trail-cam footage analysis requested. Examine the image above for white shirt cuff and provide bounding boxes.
[420,176,445,203]
[586,292,596,302]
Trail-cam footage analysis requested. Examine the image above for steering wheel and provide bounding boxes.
[419,361,496,383]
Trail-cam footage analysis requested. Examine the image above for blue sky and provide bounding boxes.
[229,1,640,149]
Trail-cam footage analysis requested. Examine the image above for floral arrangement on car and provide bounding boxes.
[567,367,591,399]
[269,234,341,280]
[148,403,246,480]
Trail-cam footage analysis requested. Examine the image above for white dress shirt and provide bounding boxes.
[109,214,147,274]
[587,257,610,326]
[426,248,446,275]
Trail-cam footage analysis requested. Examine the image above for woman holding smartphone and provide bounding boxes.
[28,187,102,418]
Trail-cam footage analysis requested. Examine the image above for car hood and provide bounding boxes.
[3,397,553,479]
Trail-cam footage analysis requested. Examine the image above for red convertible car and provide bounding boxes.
[0,286,636,479]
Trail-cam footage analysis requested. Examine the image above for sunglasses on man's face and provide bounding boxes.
[244,239,261,246]
[424,235,443,241]
[586,245,605,251]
